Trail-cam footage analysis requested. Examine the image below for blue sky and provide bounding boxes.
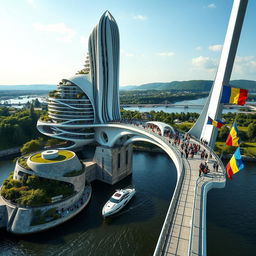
[0,0,256,86]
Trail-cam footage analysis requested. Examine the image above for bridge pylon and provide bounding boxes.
[189,0,248,148]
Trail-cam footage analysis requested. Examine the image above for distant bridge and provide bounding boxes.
[121,103,247,109]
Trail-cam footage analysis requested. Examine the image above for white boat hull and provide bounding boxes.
[102,188,136,217]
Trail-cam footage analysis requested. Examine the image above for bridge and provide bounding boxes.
[38,118,226,255]
[121,103,244,109]
[94,122,226,256]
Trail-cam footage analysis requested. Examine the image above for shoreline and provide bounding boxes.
[133,145,256,162]
[1,145,255,162]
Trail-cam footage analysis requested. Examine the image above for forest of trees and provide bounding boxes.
[1,106,256,157]
[120,91,209,104]
[120,109,256,142]
[0,106,46,150]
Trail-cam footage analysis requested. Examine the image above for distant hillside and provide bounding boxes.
[121,79,256,92]
[0,84,56,91]
[229,80,256,91]
[1,79,255,92]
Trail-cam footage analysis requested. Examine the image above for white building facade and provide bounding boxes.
[37,11,121,148]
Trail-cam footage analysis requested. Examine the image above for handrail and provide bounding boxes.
[105,121,226,256]
[153,152,185,256]
[191,136,226,176]
[188,137,226,256]
[188,175,204,255]
[120,122,185,256]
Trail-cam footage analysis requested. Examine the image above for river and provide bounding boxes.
[0,151,177,256]
[0,153,256,256]
[123,97,250,114]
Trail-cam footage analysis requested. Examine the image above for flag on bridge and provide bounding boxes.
[220,85,248,105]
[226,121,241,146]
[207,116,224,128]
[226,147,244,179]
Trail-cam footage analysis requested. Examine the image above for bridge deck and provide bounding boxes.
[162,140,225,256]
[95,121,225,255]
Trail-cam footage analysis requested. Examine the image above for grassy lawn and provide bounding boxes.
[237,126,248,132]
[174,122,193,132]
[215,141,256,158]
[30,150,74,163]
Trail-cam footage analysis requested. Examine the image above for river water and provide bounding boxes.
[123,97,249,114]
[0,153,256,256]
[0,151,177,256]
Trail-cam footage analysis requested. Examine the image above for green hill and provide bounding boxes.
[121,79,256,92]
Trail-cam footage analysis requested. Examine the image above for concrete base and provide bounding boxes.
[92,144,133,185]
[0,185,92,234]
[0,204,7,228]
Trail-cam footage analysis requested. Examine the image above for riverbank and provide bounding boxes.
[133,144,256,162]
[0,147,20,158]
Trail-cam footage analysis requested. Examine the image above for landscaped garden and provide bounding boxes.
[1,173,74,206]
[30,150,74,163]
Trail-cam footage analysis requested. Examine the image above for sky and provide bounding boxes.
[0,0,256,86]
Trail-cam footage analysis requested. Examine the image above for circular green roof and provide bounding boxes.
[30,150,74,163]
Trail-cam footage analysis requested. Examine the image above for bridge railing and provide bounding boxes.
[152,148,185,256]
[118,121,226,256]
[190,135,226,176]
[187,137,226,256]
[122,123,186,256]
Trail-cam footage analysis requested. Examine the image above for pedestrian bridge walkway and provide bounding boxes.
[106,122,226,256]
[47,119,226,255]
[153,139,225,256]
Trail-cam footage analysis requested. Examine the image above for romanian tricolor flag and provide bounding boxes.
[220,85,248,105]
[226,121,240,146]
[226,147,244,179]
[207,116,224,128]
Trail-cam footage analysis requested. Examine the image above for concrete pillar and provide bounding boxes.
[93,144,133,184]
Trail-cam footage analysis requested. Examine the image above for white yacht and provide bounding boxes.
[102,187,136,217]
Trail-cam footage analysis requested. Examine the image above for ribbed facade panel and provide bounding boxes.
[37,11,121,149]
[88,11,121,123]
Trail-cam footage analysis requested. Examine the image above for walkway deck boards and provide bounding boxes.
[163,141,225,256]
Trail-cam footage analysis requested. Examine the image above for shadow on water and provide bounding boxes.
[207,162,256,256]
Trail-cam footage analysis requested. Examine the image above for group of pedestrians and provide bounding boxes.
[127,122,220,176]
[200,149,209,160]
[199,162,209,177]
[213,161,219,172]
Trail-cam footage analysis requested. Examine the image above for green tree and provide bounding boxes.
[20,138,44,155]
[247,123,256,140]
[218,126,230,141]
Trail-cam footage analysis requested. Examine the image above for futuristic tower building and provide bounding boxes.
[37,11,121,148]
[89,11,121,123]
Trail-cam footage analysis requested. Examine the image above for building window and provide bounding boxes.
[126,150,128,165]
[118,153,120,169]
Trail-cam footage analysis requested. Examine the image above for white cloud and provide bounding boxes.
[125,53,135,57]
[209,44,223,52]
[233,56,256,76]
[33,22,76,42]
[208,3,216,8]
[156,52,175,57]
[192,56,217,70]
[196,46,203,51]
[80,36,88,47]
[132,14,147,21]
[120,49,135,57]
[25,0,36,7]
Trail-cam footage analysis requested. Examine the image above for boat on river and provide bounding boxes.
[102,187,136,217]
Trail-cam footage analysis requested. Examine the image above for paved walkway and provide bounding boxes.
[163,140,225,256]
